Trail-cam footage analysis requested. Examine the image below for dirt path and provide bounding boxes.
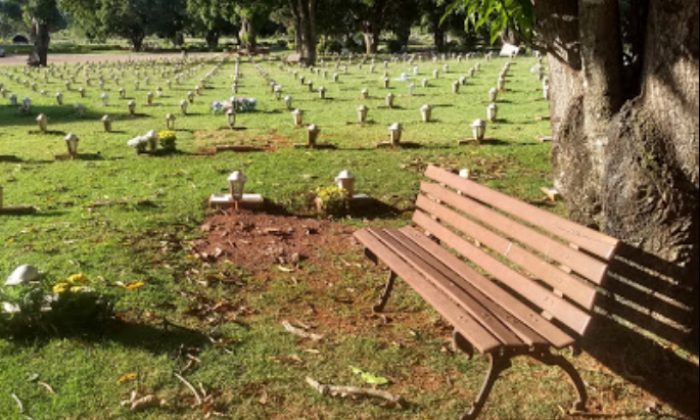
[0,52,222,67]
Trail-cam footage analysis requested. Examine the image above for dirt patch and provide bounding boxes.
[193,129,292,154]
[191,210,356,272]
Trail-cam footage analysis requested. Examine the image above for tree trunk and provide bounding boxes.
[292,0,318,65]
[396,27,411,50]
[363,26,380,56]
[604,0,699,293]
[131,35,145,52]
[434,26,445,52]
[240,16,257,53]
[205,31,220,49]
[30,19,50,67]
[539,0,699,333]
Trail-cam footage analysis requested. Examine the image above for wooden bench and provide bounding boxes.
[355,165,622,420]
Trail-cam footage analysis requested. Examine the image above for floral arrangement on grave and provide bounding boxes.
[1,268,114,337]
[212,101,226,115]
[314,185,350,218]
[127,135,149,153]
[212,97,258,114]
[127,131,161,154]
[158,131,177,152]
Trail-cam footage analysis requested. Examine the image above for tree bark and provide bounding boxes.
[240,16,257,53]
[363,29,378,55]
[396,26,411,49]
[131,34,145,52]
[30,19,50,67]
[538,0,699,332]
[434,26,445,52]
[292,0,318,65]
[205,31,220,49]
[604,0,699,294]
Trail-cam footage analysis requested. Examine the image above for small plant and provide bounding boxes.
[1,272,114,337]
[314,185,350,217]
[158,130,177,151]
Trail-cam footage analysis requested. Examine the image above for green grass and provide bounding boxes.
[1,54,695,420]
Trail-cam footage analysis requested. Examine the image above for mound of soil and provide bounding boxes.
[192,210,357,272]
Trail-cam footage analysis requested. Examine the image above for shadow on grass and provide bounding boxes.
[351,197,406,220]
[0,105,148,127]
[4,319,209,355]
[584,242,699,419]
[106,320,210,354]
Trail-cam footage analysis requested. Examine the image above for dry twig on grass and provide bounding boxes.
[37,382,56,395]
[120,391,168,412]
[305,377,406,408]
[283,321,324,341]
[174,372,203,406]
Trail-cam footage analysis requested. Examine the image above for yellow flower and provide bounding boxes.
[123,282,146,291]
[67,273,90,286]
[158,131,177,141]
[53,282,70,294]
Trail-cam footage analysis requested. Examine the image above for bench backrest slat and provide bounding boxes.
[413,211,593,336]
[425,166,620,261]
[420,183,609,286]
[416,194,598,309]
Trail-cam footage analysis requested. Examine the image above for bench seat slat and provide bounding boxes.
[400,227,575,349]
[413,211,593,336]
[425,165,620,261]
[421,183,609,285]
[416,194,598,309]
[381,229,550,348]
[372,229,529,348]
[354,230,503,354]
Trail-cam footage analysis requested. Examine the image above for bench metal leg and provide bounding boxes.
[531,351,589,414]
[373,271,397,313]
[460,353,512,420]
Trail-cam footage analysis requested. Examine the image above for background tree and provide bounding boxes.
[236,1,274,52]
[420,0,450,52]
[288,0,318,64]
[385,0,420,51]
[99,0,145,51]
[0,0,24,39]
[60,0,105,42]
[186,0,238,49]
[347,0,390,55]
[24,0,63,66]
[454,0,699,335]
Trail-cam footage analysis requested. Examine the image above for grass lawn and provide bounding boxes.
[1,53,697,420]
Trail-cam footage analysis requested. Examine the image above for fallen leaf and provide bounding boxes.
[119,373,137,383]
[124,282,146,291]
[350,366,390,386]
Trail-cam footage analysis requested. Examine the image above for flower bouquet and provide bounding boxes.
[1,269,114,337]
[219,97,258,114]
[212,101,225,115]
[158,130,177,152]
[314,185,350,218]
[127,135,149,154]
